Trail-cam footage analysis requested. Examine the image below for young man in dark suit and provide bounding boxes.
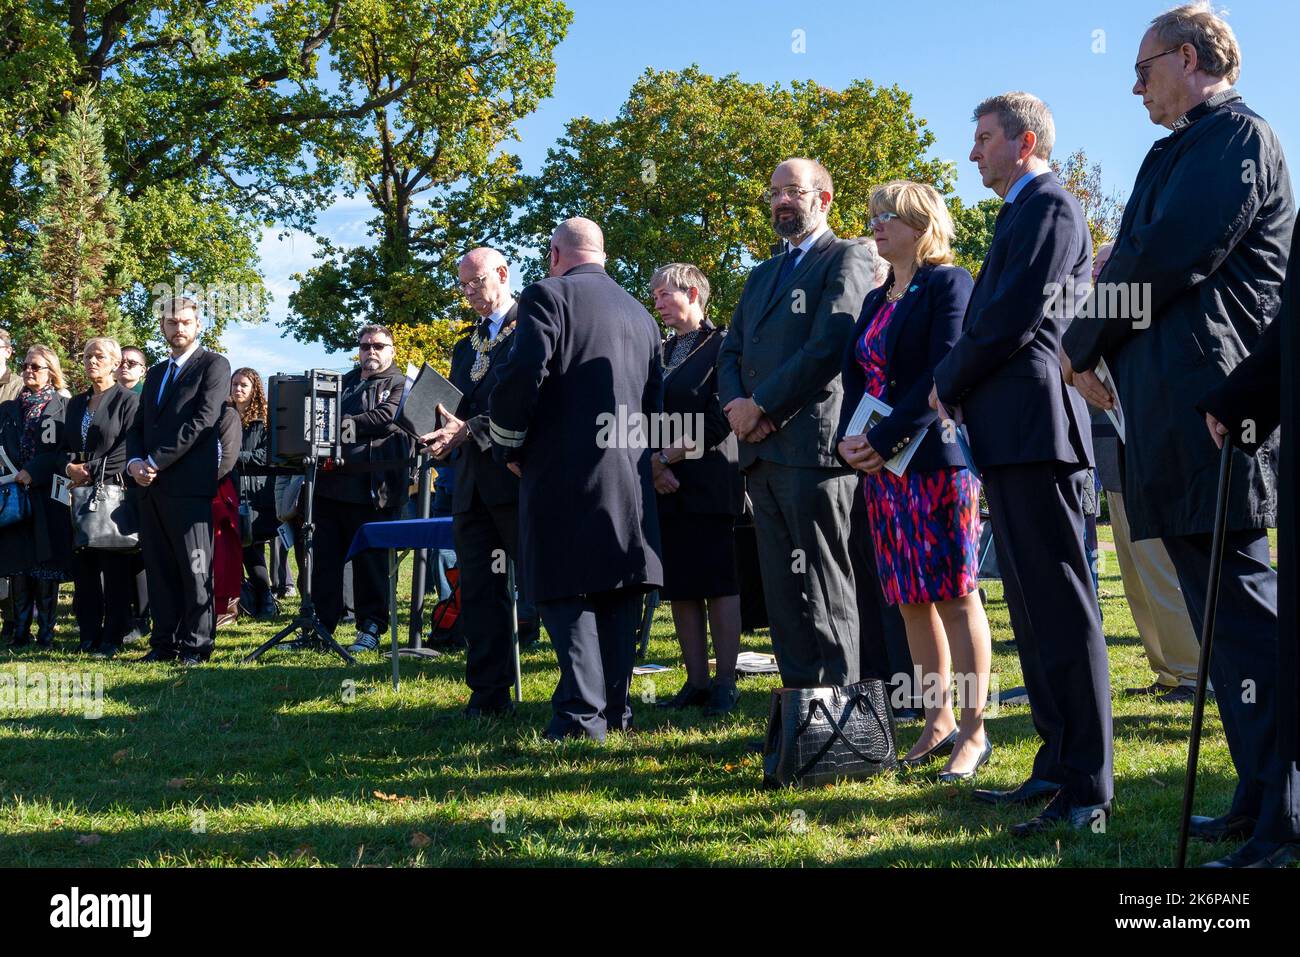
[488,217,663,742]
[931,93,1113,834]
[715,157,874,690]
[423,247,524,718]
[126,297,231,665]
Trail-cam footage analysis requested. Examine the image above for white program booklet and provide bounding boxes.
[50,473,72,507]
[844,393,927,477]
[1094,358,1126,444]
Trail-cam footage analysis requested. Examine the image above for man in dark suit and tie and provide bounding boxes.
[126,297,231,665]
[488,217,663,742]
[716,157,873,689]
[930,93,1113,834]
[424,247,524,718]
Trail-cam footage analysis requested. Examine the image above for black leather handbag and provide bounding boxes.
[762,680,899,789]
[71,463,139,552]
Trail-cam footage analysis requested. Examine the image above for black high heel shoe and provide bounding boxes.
[937,737,994,783]
[899,728,958,769]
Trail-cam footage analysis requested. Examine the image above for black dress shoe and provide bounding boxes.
[973,777,1061,806]
[656,681,710,710]
[937,737,994,783]
[1010,794,1110,837]
[464,699,516,719]
[1157,685,1198,703]
[137,648,177,663]
[745,738,765,754]
[1124,681,1169,696]
[899,728,958,768]
[1202,838,1300,868]
[703,680,739,716]
[1190,812,1258,844]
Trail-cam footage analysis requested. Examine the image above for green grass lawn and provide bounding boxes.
[0,533,1248,868]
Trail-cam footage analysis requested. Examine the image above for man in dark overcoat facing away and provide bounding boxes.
[489,217,664,742]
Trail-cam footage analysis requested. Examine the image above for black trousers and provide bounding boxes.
[139,491,215,658]
[72,549,134,650]
[538,587,643,741]
[849,480,912,689]
[453,496,519,706]
[312,498,396,635]
[745,460,859,687]
[983,461,1113,807]
[1163,530,1300,842]
[242,543,272,600]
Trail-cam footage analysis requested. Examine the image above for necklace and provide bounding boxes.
[469,319,516,382]
[885,273,915,302]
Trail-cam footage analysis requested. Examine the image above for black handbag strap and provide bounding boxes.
[792,691,892,782]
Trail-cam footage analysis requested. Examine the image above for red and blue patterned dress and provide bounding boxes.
[856,300,981,606]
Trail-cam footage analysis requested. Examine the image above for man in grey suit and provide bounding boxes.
[717,157,874,687]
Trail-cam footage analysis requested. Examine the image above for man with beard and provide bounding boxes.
[1063,4,1297,867]
[126,297,230,664]
[312,324,411,655]
[716,157,873,690]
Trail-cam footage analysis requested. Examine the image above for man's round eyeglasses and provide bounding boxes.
[762,186,820,204]
[1134,46,1183,85]
[459,275,492,293]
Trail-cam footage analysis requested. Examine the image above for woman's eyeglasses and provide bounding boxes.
[22,362,49,372]
[868,212,900,231]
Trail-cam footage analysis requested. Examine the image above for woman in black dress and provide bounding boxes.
[0,345,71,649]
[35,337,140,656]
[230,367,277,619]
[649,263,745,715]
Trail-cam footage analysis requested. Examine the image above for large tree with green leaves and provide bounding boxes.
[510,66,954,325]
[5,0,541,355]
[10,92,132,387]
[283,0,571,370]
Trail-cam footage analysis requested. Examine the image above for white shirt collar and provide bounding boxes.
[787,223,830,256]
[487,305,511,341]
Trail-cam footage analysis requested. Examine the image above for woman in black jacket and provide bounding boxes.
[835,181,991,781]
[0,345,71,649]
[648,264,745,716]
[230,368,276,619]
[35,338,140,656]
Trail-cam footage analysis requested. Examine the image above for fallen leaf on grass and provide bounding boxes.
[409,831,431,848]
[111,749,128,764]
[167,778,191,789]
[75,834,101,847]
[372,790,411,803]
[292,844,313,860]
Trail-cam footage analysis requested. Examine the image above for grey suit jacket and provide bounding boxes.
[717,229,874,469]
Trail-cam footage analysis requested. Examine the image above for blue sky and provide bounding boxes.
[228,0,1300,378]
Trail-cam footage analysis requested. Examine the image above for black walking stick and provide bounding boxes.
[1176,435,1234,868]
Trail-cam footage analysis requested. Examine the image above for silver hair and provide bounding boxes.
[1150,3,1241,84]
[972,92,1056,160]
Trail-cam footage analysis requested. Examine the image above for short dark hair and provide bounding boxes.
[358,324,394,345]
[972,92,1055,160]
[121,345,146,361]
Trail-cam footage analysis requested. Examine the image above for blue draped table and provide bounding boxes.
[347,516,520,695]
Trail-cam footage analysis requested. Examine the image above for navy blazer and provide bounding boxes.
[835,264,974,472]
[932,172,1093,470]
